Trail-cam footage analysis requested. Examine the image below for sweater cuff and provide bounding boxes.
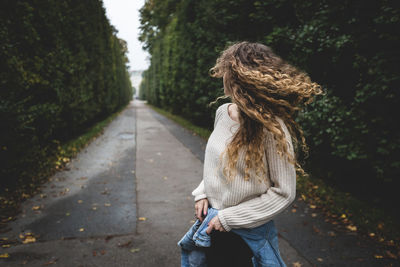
[217,210,232,232]
[194,193,207,202]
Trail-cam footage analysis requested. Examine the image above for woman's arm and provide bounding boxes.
[192,179,207,201]
[191,105,224,202]
[217,118,296,231]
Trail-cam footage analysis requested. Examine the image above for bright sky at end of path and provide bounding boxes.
[103,0,149,71]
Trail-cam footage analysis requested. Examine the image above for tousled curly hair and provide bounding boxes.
[208,41,324,182]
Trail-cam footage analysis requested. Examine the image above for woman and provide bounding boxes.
[190,41,323,266]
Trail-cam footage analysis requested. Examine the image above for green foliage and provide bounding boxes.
[0,0,133,192]
[138,0,400,215]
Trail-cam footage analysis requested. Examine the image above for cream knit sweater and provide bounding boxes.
[192,103,296,232]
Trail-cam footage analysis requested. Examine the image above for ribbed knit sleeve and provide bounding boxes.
[217,118,296,232]
[191,179,207,201]
[191,106,224,202]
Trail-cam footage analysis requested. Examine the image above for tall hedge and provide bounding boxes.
[0,0,133,190]
[139,0,399,214]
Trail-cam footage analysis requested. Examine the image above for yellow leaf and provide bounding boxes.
[22,236,36,244]
[77,200,83,204]
[340,214,346,218]
[301,194,306,201]
[374,255,383,259]
[104,203,111,207]
[130,248,140,253]
[138,217,147,221]
[92,207,97,210]
[292,262,302,267]
[311,213,317,217]
[291,208,297,213]
[65,212,70,216]
[0,253,10,258]
[312,185,319,189]
[309,204,316,209]
[79,228,85,232]
[346,225,357,231]
[369,232,375,237]
[317,258,323,262]
[32,205,40,210]
[2,244,11,248]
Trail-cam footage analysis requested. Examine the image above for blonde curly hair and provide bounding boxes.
[208,41,324,182]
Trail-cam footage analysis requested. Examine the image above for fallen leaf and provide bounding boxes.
[118,241,132,248]
[104,203,111,207]
[93,251,97,256]
[374,255,383,259]
[79,228,85,232]
[292,262,302,267]
[43,258,58,265]
[385,250,397,259]
[317,258,323,262]
[22,236,36,244]
[65,212,70,216]
[346,225,357,232]
[291,209,297,213]
[77,200,83,204]
[309,204,316,209]
[0,253,10,258]
[327,231,336,237]
[32,205,41,210]
[92,207,97,210]
[312,225,321,234]
[163,176,168,180]
[138,217,147,221]
[2,244,11,248]
[301,194,306,201]
[130,248,140,253]
[311,213,317,217]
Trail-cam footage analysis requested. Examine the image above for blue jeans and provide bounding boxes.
[178,208,219,266]
[178,207,286,267]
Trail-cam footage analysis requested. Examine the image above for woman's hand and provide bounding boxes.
[206,215,227,234]
[195,198,209,222]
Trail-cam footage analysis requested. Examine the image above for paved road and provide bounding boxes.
[0,100,396,266]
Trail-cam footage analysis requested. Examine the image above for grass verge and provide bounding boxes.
[148,104,211,140]
[148,103,400,259]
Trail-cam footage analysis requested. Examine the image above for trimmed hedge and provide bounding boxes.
[139,0,399,216]
[0,0,133,191]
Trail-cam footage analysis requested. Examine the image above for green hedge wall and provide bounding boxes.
[139,0,399,213]
[0,0,133,190]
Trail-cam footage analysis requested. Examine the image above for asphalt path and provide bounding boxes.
[0,100,396,267]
